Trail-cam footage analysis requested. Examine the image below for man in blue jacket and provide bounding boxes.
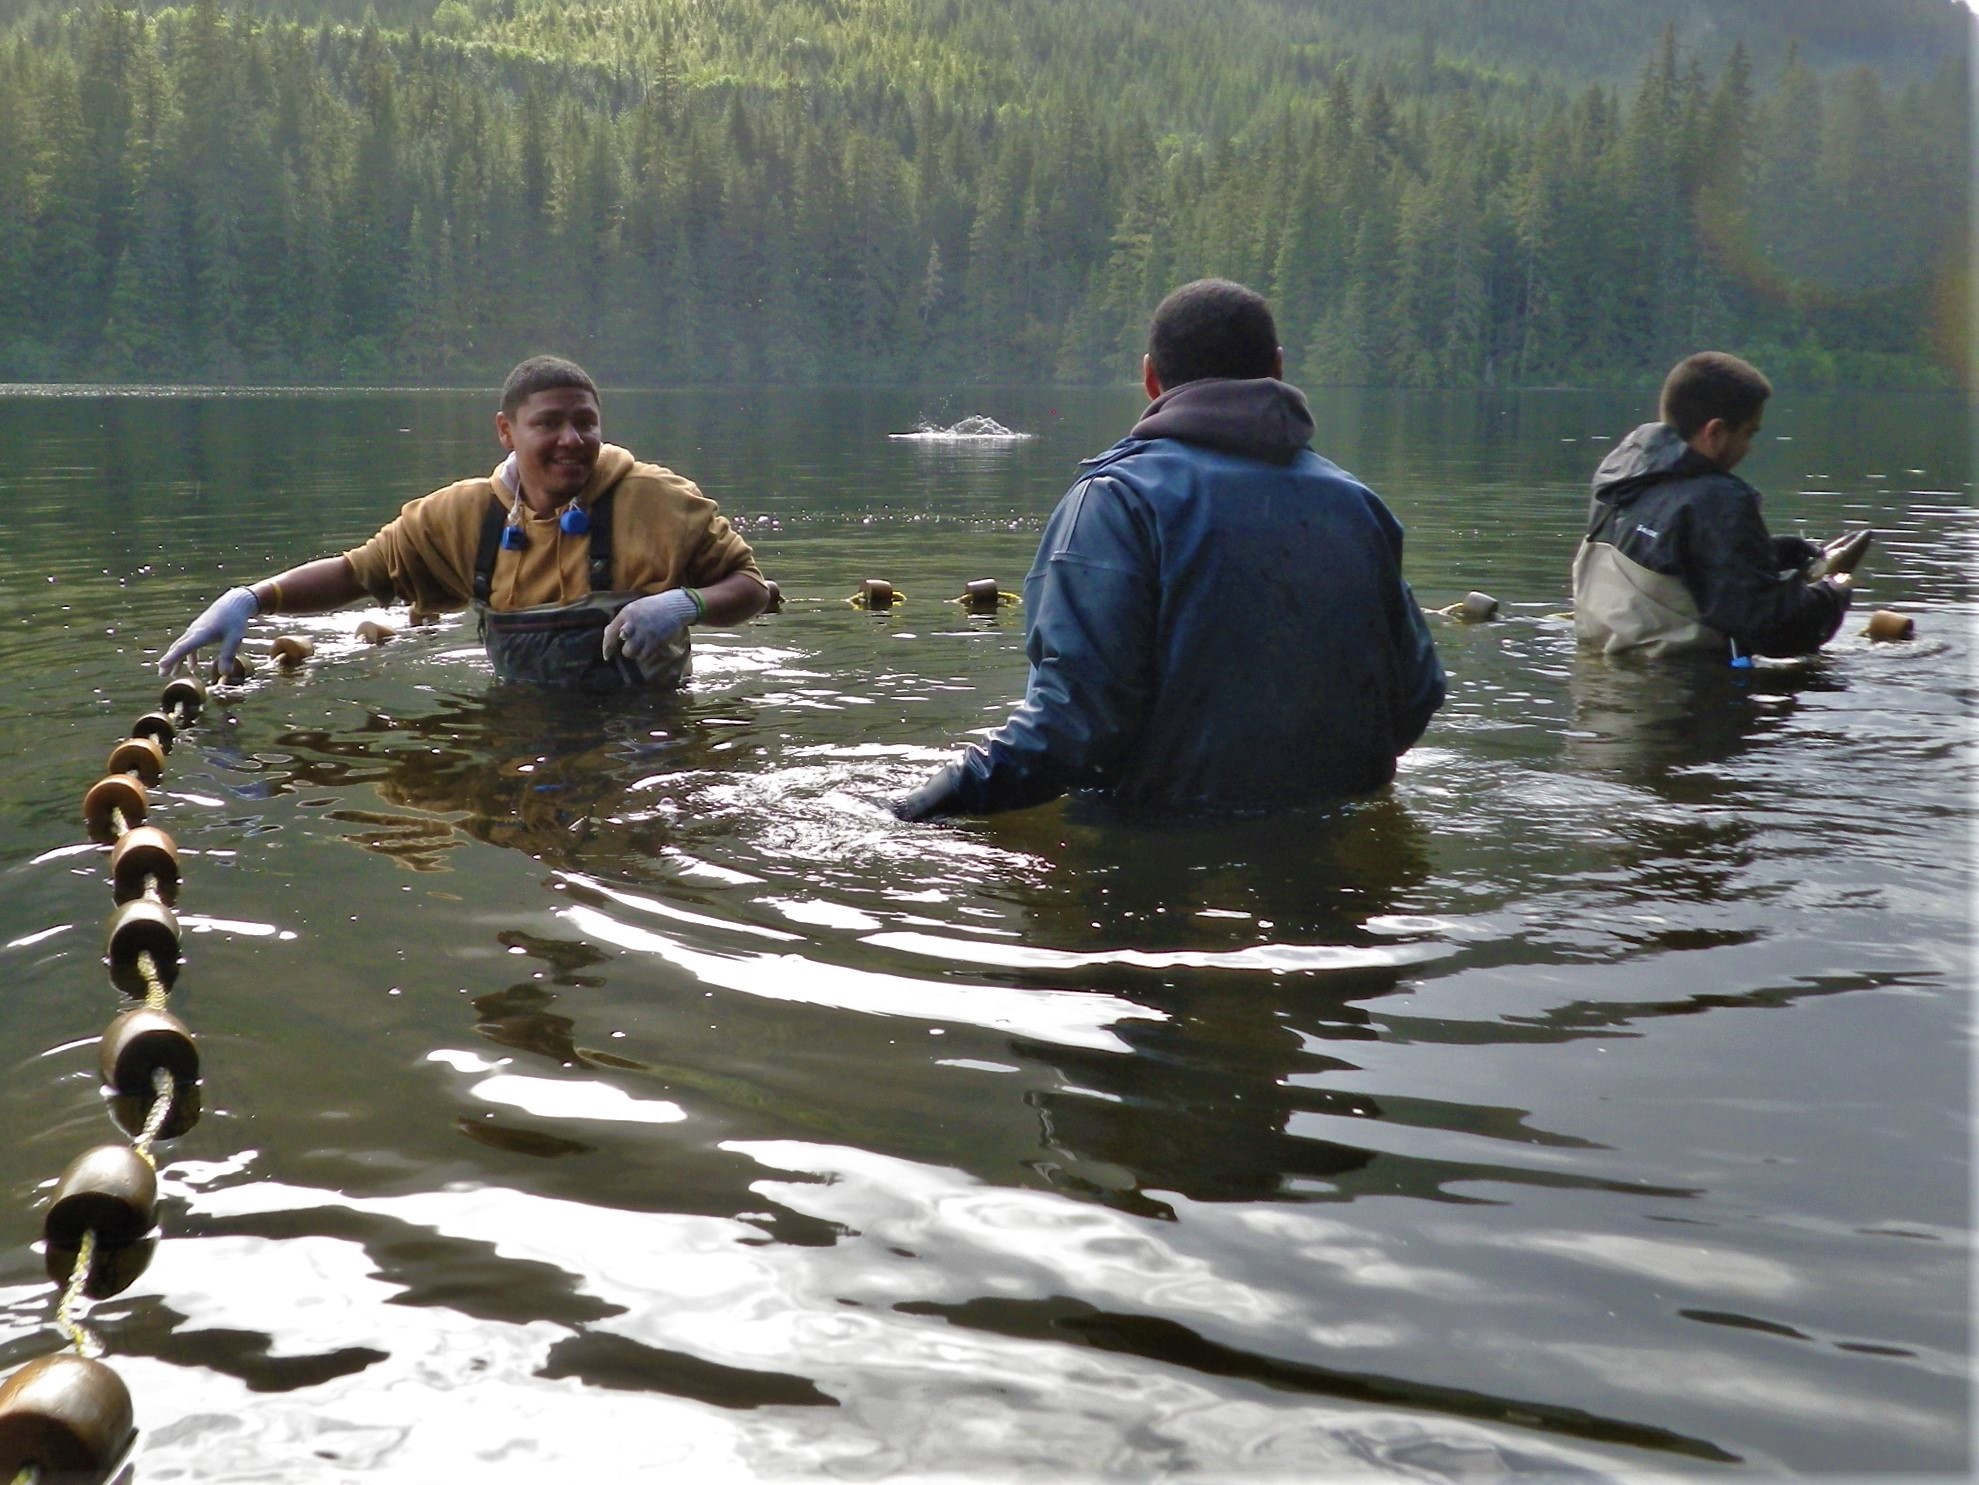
[893,278,1445,821]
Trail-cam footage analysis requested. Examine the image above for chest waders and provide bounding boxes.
[471,489,690,692]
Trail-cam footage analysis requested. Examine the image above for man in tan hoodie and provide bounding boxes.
[158,356,769,691]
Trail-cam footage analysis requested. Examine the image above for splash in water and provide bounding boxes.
[888,415,1033,441]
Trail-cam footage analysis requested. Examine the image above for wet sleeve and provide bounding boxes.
[903,478,1158,818]
[1390,587,1446,751]
[1679,482,1850,657]
[1371,499,1445,753]
[1391,599,1445,751]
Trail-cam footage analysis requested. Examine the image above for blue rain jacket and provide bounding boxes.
[899,378,1445,818]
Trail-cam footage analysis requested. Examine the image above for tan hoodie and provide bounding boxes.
[344,444,760,615]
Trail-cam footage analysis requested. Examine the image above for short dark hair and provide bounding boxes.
[1147,279,1279,388]
[501,355,599,416]
[1659,352,1771,440]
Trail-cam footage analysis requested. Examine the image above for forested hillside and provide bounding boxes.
[0,0,1967,387]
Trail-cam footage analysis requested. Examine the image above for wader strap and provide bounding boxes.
[470,487,619,604]
[471,491,506,604]
[587,489,617,594]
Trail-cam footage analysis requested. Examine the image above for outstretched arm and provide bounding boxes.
[248,556,367,616]
[895,477,1157,821]
[158,556,366,674]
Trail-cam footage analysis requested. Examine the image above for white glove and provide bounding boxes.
[601,589,702,665]
[158,586,258,675]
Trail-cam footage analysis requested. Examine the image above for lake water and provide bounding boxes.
[0,385,1969,1481]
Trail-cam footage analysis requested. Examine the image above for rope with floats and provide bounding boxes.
[0,670,213,1484]
[846,577,1021,613]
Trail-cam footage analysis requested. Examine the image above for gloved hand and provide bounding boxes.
[601,588,701,665]
[1810,528,1873,579]
[1773,535,1824,574]
[158,586,258,675]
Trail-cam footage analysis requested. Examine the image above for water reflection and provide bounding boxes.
[1554,655,1851,920]
[994,806,1415,1212]
[895,1294,1739,1464]
[269,689,722,877]
[984,805,1687,1216]
[251,689,1715,1231]
[1562,653,1823,796]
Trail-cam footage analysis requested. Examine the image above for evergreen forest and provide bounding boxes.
[0,0,1968,388]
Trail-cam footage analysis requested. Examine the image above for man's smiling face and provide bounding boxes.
[497,387,603,512]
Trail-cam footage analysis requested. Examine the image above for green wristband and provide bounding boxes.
[686,587,707,621]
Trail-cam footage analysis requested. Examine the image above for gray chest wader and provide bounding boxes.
[471,489,690,692]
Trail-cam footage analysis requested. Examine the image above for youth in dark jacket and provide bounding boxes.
[1573,352,1867,660]
[894,280,1445,820]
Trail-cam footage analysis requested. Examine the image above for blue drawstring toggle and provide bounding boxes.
[559,506,590,536]
[500,524,527,551]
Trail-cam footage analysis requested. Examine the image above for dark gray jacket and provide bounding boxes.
[1572,422,1848,658]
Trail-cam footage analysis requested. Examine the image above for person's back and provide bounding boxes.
[894,279,1444,821]
[1049,381,1440,809]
